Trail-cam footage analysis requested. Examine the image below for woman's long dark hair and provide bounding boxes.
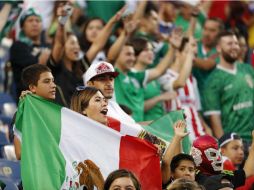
[79,17,105,52]
[104,169,141,190]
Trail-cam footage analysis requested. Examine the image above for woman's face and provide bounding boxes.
[83,91,108,125]
[64,35,81,61]
[109,177,136,190]
[137,43,154,66]
[85,19,104,43]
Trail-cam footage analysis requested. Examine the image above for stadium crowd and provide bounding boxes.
[0,0,254,189]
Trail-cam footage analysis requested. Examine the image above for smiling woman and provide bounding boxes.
[70,86,108,125]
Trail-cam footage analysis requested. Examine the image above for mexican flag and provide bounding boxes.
[146,110,191,153]
[15,95,161,190]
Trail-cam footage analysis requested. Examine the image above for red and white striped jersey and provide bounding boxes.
[158,69,205,141]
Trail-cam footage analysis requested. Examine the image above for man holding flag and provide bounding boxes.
[14,63,189,190]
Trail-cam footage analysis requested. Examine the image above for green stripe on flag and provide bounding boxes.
[15,95,66,190]
[144,110,191,153]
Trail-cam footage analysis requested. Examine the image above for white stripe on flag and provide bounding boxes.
[59,108,121,189]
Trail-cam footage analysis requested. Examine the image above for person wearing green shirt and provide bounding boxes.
[114,29,182,122]
[192,18,224,106]
[131,37,177,121]
[135,1,169,69]
[175,2,206,40]
[203,31,254,143]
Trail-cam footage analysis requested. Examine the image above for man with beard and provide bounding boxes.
[203,31,254,143]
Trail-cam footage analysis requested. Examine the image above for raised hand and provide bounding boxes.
[184,36,197,55]
[111,5,127,23]
[173,120,189,139]
[123,15,139,36]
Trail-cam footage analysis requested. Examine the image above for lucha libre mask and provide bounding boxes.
[190,135,223,175]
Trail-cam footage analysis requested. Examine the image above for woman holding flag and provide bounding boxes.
[70,86,189,187]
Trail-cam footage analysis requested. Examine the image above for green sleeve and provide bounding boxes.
[197,11,206,26]
[129,71,146,87]
[203,71,222,113]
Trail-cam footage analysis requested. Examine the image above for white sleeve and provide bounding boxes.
[158,69,178,92]
[13,124,22,142]
[193,77,202,111]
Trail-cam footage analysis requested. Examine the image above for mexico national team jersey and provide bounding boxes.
[192,41,219,106]
[144,80,165,121]
[114,68,149,122]
[203,63,254,142]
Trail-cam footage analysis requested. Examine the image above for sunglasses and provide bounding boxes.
[76,86,86,91]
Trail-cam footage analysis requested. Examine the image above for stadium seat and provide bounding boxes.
[0,178,19,190]
[0,115,12,126]
[0,145,16,161]
[0,159,21,186]
[0,93,16,118]
[0,132,9,147]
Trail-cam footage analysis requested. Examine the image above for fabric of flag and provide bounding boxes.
[15,95,161,190]
[145,110,191,153]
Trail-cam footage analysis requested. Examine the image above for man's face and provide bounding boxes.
[145,10,159,35]
[202,20,220,48]
[218,35,240,64]
[30,72,56,100]
[116,45,136,72]
[88,74,115,99]
[23,15,42,39]
[172,160,195,181]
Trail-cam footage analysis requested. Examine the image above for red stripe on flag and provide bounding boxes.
[189,107,200,137]
[119,135,162,190]
[107,116,121,132]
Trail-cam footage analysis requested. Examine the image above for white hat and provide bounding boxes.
[178,0,200,6]
[84,61,119,84]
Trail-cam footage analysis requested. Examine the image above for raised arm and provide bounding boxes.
[132,1,147,21]
[107,15,138,63]
[193,56,217,70]
[147,28,183,83]
[161,120,189,184]
[86,6,126,62]
[14,135,21,160]
[144,91,177,111]
[209,114,224,138]
[0,3,11,32]
[51,3,69,64]
[173,37,197,89]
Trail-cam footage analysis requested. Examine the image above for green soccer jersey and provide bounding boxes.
[203,63,254,142]
[114,68,148,122]
[175,12,206,40]
[144,80,165,121]
[193,41,220,107]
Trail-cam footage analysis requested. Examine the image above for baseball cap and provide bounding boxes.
[84,61,119,84]
[218,133,241,147]
[20,8,42,28]
[203,174,234,190]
